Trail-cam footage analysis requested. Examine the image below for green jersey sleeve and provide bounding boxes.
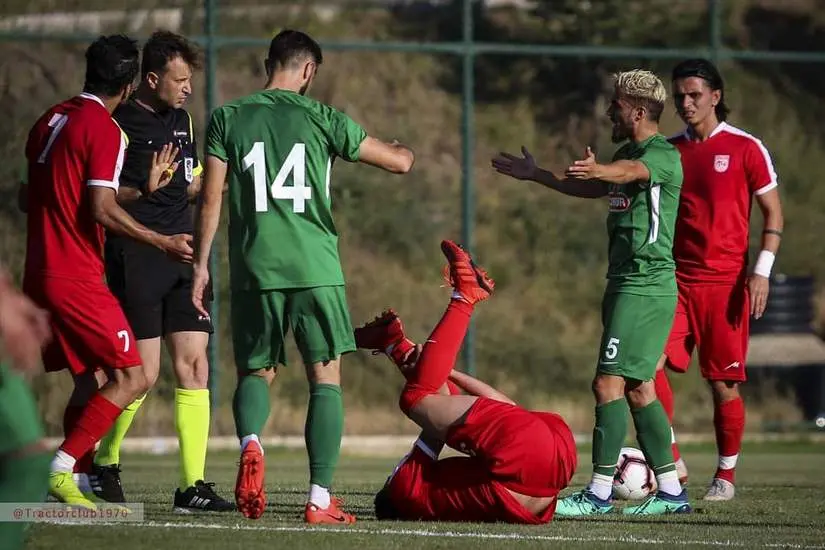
[205,108,228,162]
[325,106,367,162]
[637,142,679,188]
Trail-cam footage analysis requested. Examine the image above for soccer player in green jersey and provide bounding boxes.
[492,70,691,516]
[0,268,51,550]
[192,30,415,523]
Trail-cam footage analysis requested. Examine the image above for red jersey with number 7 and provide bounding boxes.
[668,122,778,285]
[25,92,126,280]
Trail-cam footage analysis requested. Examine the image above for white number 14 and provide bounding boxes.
[243,142,312,213]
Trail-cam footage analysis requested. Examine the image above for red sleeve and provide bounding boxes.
[86,119,126,190]
[743,137,777,195]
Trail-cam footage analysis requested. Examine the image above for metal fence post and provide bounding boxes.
[204,0,219,414]
[461,0,476,375]
[709,0,722,63]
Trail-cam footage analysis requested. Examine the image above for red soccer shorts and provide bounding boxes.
[447,398,577,498]
[664,282,749,382]
[25,276,142,375]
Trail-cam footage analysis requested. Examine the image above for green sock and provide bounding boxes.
[305,383,343,488]
[175,388,210,490]
[632,400,677,474]
[233,374,271,439]
[592,398,630,477]
[94,394,145,466]
[0,451,50,550]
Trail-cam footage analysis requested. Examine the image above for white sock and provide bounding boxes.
[240,434,262,454]
[308,484,331,509]
[586,472,613,501]
[656,469,682,496]
[51,449,76,473]
[718,454,738,471]
[73,473,92,493]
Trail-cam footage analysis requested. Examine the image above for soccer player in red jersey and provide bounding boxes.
[22,35,194,509]
[656,59,784,500]
[355,240,577,523]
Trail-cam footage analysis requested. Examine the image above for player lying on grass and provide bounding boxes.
[354,240,578,523]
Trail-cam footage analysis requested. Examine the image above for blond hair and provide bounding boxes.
[613,69,667,104]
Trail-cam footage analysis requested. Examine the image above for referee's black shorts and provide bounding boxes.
[105,236,213,340]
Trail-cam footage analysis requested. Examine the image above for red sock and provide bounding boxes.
[654,368,681,461]
[60,394,123,461]
[713,397,745,484]
[400,299,473,413]
[63,404,95,473]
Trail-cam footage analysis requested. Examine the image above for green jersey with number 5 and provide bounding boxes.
[206,89,367,291]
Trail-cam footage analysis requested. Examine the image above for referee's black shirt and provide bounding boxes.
[113,99,202,236]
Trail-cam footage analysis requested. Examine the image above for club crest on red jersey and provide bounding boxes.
[714,154,730,173]
[608,191,630,212]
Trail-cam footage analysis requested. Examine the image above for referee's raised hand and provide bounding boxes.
[147,142,180,193]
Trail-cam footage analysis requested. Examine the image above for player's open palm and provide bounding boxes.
[148,142,180,193]
[748,274,770,319]
[565,147,598,179]
[191,264,211,320]
[491,146,537,181]
[164,233,194,264]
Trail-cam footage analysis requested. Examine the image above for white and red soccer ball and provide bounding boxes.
[613,447,657,500]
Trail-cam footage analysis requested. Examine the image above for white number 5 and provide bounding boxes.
[117,330,130,352]
[604,337,620,360]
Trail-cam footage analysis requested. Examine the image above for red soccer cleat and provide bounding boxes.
[440,240,495,305]
[354,310,416,370]
[305,496,356,525]
[235,440,266,519]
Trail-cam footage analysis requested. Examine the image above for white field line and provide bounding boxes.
[44,520,825,549]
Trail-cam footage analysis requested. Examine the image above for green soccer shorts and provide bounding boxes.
[596,292,677,382]
[231,285,356,371]
[0,363,45,455]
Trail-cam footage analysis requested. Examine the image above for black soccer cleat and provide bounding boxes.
[90,463,126,503]
[174,480,236,513]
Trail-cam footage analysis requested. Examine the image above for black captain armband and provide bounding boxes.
[763,229,783,238]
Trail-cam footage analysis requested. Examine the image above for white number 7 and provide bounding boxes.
[38,113,69,164]
[117,330,130,352]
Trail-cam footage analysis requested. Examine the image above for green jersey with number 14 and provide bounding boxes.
[206,89,367,291]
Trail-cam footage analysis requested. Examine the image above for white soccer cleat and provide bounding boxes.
[703,478,735,501]
[675,457,689,486]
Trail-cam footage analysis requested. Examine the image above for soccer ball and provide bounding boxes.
[612,447,657,500]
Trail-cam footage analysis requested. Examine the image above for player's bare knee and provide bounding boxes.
[625,379,656,409]
[306,358,341,386]
[710,380,740,403]
[174,353,208,389]
[591,374,624,403]
[114,366,151,398]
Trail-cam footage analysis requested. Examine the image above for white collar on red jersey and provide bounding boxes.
[680,121,729,141]
[78,92,105,107]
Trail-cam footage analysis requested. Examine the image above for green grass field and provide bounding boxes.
[24,442,825,550]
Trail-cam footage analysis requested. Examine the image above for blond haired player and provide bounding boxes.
[492,70,690,515]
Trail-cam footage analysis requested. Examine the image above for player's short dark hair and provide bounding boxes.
[266,29,323,73]
[672,58,730,122]
[373,485,401,520]
[83,34,140,97]
[141,30,202,78]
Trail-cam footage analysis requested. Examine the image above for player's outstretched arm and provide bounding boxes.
[492,146,608,199]
[448,369,516,405]
[357,136,415,174]
[191,155,226,318]
[89,186,193,263]
[565,146,650,186]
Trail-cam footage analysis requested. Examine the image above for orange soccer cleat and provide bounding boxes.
[354,309,416,370]
[440,240,495,305]
[235,440,266,519]
[305,496,356,525]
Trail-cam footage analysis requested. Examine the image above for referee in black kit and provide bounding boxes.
[91,30,233,513]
